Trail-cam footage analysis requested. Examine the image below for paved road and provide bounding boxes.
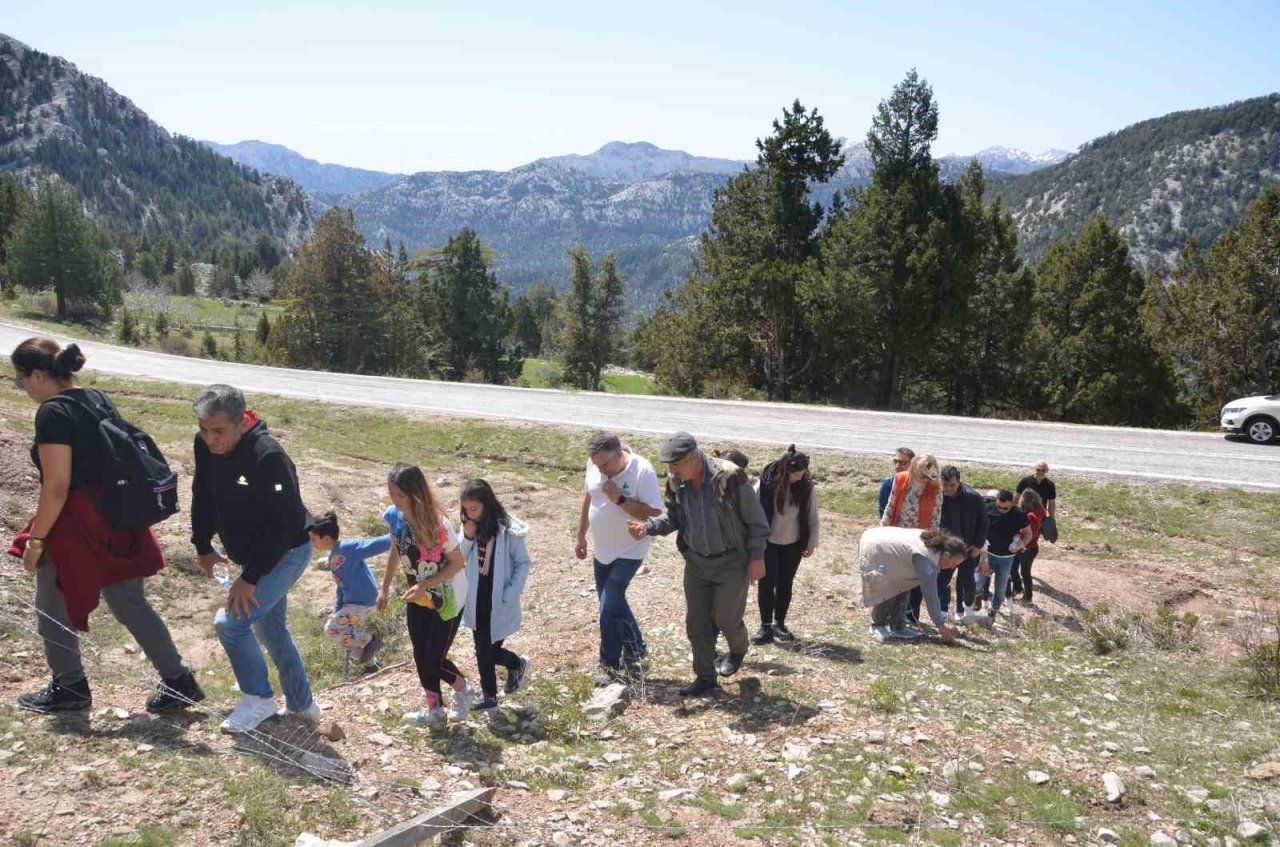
[3,321,1275,490]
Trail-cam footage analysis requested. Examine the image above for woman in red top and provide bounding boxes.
[9,338,202,715]
[1012,489,1047,604]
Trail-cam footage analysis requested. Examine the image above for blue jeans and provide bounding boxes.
[983,553,1017,613]
[594,557,647,668]
[214,542,314,711]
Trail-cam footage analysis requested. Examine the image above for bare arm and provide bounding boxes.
[1046,498,1057,518]
[31,445,72,540]
[380,546,401,597]
[576,493,590,539]
[619,497,660,520]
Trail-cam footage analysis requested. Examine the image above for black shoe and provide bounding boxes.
[146,670,205,714]
[1022,592,1033,604]
[678,678,721,697]
[622,643,648,663]
[18,679,92,714]
[772,622,794,642]
[750,626,774,646]
[359,634,384,665]
[474,696,500,712]
[717,652,746,678]
[505,657,531,695]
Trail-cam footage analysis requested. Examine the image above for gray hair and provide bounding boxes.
[193,384,246,421]
[586,430,622,457]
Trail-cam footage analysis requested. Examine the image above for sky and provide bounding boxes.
[7,1,1280,174]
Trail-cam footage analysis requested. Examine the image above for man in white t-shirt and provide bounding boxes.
[575,431,662,683]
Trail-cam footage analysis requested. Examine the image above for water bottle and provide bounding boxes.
[212,547,233,588]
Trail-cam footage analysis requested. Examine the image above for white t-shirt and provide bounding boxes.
[585,451,662,565]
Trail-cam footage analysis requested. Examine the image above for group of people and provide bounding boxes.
[7,334,1057,736]
[864,446,1058,642]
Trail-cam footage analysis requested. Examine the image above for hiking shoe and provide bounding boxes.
[474,696,500,712]
[678,678,721,698]
[450,682,476,721]
[772,622,795,642]
[220,694,277,735]
[750,626,774,646]
[277,699,323,721]
[594,665,630,687]
[18,678,92,714]
[505,656,531,695]
[886,627,921,641]
[869,624,892,641]
[146,670,205,714]
[359,634,384,665]
[716,652,745,678]
[405,707,447,727]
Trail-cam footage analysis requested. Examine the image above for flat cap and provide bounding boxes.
[658,431,698,463]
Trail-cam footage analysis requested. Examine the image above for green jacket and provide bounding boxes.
[646,451,769,558]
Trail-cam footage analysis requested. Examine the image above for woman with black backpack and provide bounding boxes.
[752,446,819,644]
[8,338,202,715]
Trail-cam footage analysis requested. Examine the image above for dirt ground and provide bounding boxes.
[0,399,1276,847]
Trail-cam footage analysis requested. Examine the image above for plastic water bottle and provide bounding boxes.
[212,547,233,587]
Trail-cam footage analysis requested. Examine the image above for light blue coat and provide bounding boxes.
[460,516,531,643]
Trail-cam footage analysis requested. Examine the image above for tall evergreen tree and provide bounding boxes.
[423,228,521,384]
[1033,216,1185,426]
[591,253,627,388]
[8,175,120,318]
[560,246,597,389]
[0,173,32,279]
[1146,187,1280,422]
[272,208,377,372]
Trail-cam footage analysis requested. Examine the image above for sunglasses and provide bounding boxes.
[893,458,910,466]
[10,373,24,390]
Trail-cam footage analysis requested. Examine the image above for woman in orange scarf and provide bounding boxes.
[880,454,942,630]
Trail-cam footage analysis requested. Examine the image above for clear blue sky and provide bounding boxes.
[7,1,1279,173]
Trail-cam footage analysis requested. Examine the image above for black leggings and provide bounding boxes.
[474,610,521,699]
[406,602,463,699]
[758,541,805,626]
[1011,547,1039,598]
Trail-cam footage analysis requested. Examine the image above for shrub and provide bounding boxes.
[200,331,218,359]
[1082,603,1134,655]
[1235,604,1280,699]
[1141,605,1201,652]
[158,335,194,357]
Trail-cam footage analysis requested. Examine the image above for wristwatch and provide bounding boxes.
[615,493,628,506]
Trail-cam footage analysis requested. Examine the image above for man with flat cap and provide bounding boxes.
[628,432,770,697]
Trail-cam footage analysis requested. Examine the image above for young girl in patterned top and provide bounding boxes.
[377,463,474,725]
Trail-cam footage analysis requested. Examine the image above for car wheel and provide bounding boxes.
[1244,416,1278,444]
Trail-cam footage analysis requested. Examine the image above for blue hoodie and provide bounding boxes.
[329,535,392,609]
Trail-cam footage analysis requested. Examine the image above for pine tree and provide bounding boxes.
[116,306,137,345]
[1033,216,1186,426]
[591,254,626,387]
[255,311,271,346]
[8,175,119,318]
[232,316,245,362]
[421,228,521,383]
[201,331,218,359]
[560,246,596,389]
[1146,187,1280,422]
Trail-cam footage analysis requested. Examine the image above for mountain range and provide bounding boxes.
[0,34,311,250]
[3,32,1276,306]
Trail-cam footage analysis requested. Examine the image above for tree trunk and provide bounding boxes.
[55,284,66,319]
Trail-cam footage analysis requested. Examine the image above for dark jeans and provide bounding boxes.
[594,557,646,668]
[1011,547,1039,598]
[473,597,520,699]
[870,592,909,630]
[939,555,979,612]
[759,541,805,626]
[406,603,463,698]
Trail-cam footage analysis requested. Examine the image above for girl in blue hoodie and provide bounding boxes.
[459,479,532,711]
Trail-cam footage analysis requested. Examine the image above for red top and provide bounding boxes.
[1026,507,1047,550]
[9,489,165,631]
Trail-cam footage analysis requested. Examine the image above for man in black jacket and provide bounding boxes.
[191,384,318,734]
[939,466,988,623]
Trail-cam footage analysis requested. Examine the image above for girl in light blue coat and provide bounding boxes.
[459,479,532,711]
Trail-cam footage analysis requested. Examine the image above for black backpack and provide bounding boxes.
[51,390,180,530]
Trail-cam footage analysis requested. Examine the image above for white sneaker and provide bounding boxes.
[404,707,447,727]
[869,624,892,640]
[450,682,476,721]
[220,694,278,735]
[277,699,323,721]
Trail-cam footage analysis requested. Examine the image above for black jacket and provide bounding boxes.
[190,417,311,584]
[941,483,988,550]
[757,460,814,551]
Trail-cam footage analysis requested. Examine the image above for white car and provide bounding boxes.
[1221,395,1280,444]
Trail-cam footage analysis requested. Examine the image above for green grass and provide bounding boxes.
[94,827,177,847]
[520,358,654,395]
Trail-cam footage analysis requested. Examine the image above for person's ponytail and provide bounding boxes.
[52,343,86,378]
[10,337,86,381]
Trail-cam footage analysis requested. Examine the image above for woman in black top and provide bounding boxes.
[9,338,201,715]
